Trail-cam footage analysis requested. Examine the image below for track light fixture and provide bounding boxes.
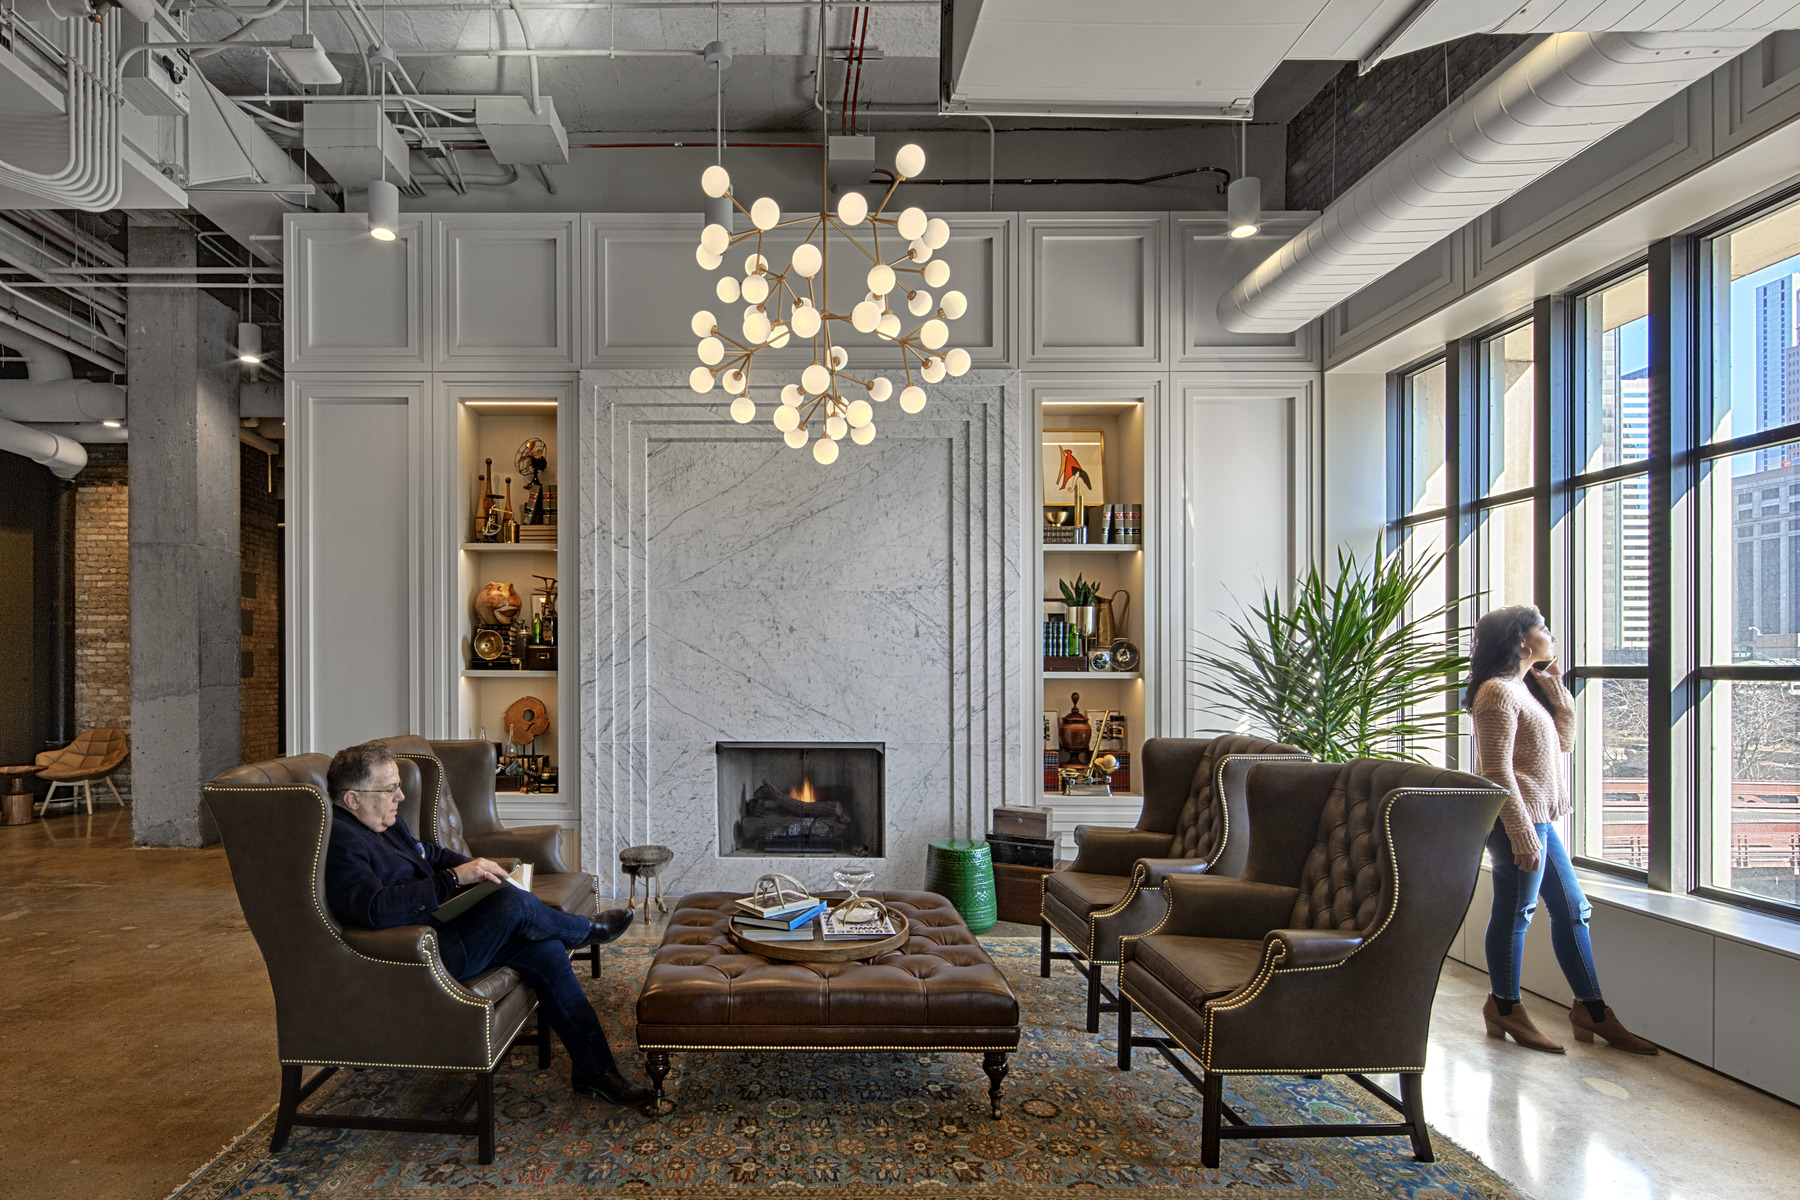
[237,321,263,364]
[1228,123,1260,238]
[368,178,399,242]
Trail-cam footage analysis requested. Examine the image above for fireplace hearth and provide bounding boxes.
[716,742,885,858]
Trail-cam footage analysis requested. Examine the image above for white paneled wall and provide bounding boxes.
[435,215,577,367]
[1025,217,1165,366]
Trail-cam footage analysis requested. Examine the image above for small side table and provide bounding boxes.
[924,837,998,934]
[1,766,39,826]
[619,844,674,913]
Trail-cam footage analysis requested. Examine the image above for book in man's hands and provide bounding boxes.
[733,900,828,930]
[432,861,533,922]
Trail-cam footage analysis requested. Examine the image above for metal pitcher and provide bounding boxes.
[1096,589,1132,646]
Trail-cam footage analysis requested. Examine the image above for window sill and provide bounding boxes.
[1570,868,1800,962]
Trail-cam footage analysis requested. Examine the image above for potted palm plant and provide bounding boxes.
[1188,543,1469,762]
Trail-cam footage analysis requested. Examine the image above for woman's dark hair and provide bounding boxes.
[1464,605,1553,712]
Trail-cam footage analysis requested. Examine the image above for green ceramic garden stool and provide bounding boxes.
[924,837,998,934]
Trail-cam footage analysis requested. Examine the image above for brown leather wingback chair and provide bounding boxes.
[1116,758,1504,1167]
[1039,734,1305,1031]
[372,736,605,975]
[204,755,550,1164]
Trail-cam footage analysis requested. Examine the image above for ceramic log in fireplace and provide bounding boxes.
[715,742,885,858]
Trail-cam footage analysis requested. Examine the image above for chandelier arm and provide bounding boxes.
[825,218,880,264]
[872,174,904,215]
[729,194,752,217]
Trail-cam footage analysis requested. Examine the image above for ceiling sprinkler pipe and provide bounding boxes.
[0,415,87,479]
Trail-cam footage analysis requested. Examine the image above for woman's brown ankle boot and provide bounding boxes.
[1483,995,1566,1053]
[1570,1005,1659,1054]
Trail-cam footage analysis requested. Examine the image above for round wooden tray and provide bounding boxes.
[728,911,911,963]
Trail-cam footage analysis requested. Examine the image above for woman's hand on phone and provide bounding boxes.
[1530,656,1562,684]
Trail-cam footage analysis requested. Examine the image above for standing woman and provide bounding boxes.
[1466,605,1657,1055]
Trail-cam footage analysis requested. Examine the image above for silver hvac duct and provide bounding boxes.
[1218,32,1765,335]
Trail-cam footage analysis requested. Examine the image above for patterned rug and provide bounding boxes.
[170,939,1526,1199]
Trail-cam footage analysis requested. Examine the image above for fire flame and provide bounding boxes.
[787,776,818,804]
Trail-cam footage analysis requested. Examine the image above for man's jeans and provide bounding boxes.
[434,885,616,1078]
[1483,820,1603,1006]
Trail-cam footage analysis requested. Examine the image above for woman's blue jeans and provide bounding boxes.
[1484,820,1603,1005]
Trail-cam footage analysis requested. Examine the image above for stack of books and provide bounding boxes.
[734,889,826,930]
[1091,503,1143,545]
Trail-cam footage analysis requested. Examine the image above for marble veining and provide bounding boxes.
[578,369,1022,896]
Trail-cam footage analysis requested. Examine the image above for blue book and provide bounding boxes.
[734,900,827,930]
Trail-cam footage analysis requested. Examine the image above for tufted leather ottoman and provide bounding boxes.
[635,891,1021,1115]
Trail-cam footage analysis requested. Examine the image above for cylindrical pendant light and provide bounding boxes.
[368,178,399,241]
[1228,175,1261,238]
[237,322,263,363]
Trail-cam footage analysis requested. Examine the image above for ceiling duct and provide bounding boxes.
[303,101,412,187]
[1218,31,1764,335]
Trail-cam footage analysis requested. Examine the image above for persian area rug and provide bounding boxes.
[171,939,1526,1199]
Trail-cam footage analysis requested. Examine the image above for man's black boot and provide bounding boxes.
[572,1070,654,1105]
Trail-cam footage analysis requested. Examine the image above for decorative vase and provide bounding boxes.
[924,837,997,933]
[1066,605,1098,639]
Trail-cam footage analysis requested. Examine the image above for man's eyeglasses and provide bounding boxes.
[352,783,404,798]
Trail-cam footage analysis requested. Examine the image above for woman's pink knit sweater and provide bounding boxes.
[1470,674,1575,858]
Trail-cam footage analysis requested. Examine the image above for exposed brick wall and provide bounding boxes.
[239,441,282,763]
[72,444,131,799]
[1286,36,1527,213]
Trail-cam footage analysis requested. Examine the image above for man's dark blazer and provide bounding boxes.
[325,811,470,929]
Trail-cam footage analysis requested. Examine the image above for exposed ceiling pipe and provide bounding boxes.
[1218,32,1765,335]
[0,324,126,434]
[0,19,122,211]
[0,416,87,479]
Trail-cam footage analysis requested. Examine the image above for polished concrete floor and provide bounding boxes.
[3,809,1797,1200]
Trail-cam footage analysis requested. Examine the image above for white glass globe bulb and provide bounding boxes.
[851,421,876,445]
[837,191,868,225]
[768,324,791,349]
[945,347,972,376]
[696,245,723,270]
[802,363,831,394]
[785,427,809,449]
[743,310,771,343]
[730,395,755,424]
[921,356,946,383]
[697,336,724,365]
[830,346,849,370]
[750,197,781,231]
[908,290,933,317]
[846,399,873,427]
[869,377,893,402]
[899,385,926,414]
[741,275,770,305]
[851,300,882,333]
[773,405,800,432]
[700,223,729,255]
[716,276,740,303]
[781,383,803,407]
[701,164,731,198]
[897,207,927,240]
[825,415,847,440]
[908,238,932,263]
[923,217,950,250]
[689,365,715,393]
[940,289,968,320]
[877,312,902,338]
[920,318,949,349]
[690,309,716,337]
[895,143,926,178]
[813,436,840,464]
[722,368,747,395]
[791,305,821,338]
[867,263,896,295]
[791,243,822,277]
[923,260,950,288]
[744,252,768,275]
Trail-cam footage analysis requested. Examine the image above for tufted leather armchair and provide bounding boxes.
[371,736,604,976]
[204,754,550,1164]
[1116,758,1504,1167]
[1039,734,1306,1032]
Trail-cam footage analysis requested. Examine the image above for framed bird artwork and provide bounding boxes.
[1041,429,1106,505]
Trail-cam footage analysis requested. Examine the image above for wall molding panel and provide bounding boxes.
[286,215,431,371]
[1024,215,1166,367]
[434,215,577,368]
[1176,215,1320,368]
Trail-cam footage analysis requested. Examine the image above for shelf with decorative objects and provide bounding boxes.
[1033,390,1156,828]
[451,390,573,823]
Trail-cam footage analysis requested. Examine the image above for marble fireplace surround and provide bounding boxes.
[577,369,1023,898]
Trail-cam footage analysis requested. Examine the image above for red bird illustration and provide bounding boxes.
[1056,446,1092,493]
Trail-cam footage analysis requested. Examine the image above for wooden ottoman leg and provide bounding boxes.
[981,1051,1010,1118]
[645,1051,672,1114]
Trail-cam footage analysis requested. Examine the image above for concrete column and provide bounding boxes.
[127,225,241,846]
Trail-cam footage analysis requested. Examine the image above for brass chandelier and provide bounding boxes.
[686,26,969,464]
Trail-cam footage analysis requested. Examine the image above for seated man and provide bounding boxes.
[322,741,652,1105]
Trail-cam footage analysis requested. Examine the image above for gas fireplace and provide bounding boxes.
[715,742,885,858]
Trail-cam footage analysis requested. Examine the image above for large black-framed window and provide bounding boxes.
[1387,192,1800,921]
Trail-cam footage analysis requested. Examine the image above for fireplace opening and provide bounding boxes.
[715,742,885,858]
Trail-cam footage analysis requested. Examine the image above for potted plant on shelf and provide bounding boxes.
[1059,574,1102,640]
[1188,543,1470,762]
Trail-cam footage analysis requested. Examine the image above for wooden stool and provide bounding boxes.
[619,845,674,913]
[2,766,38,826]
